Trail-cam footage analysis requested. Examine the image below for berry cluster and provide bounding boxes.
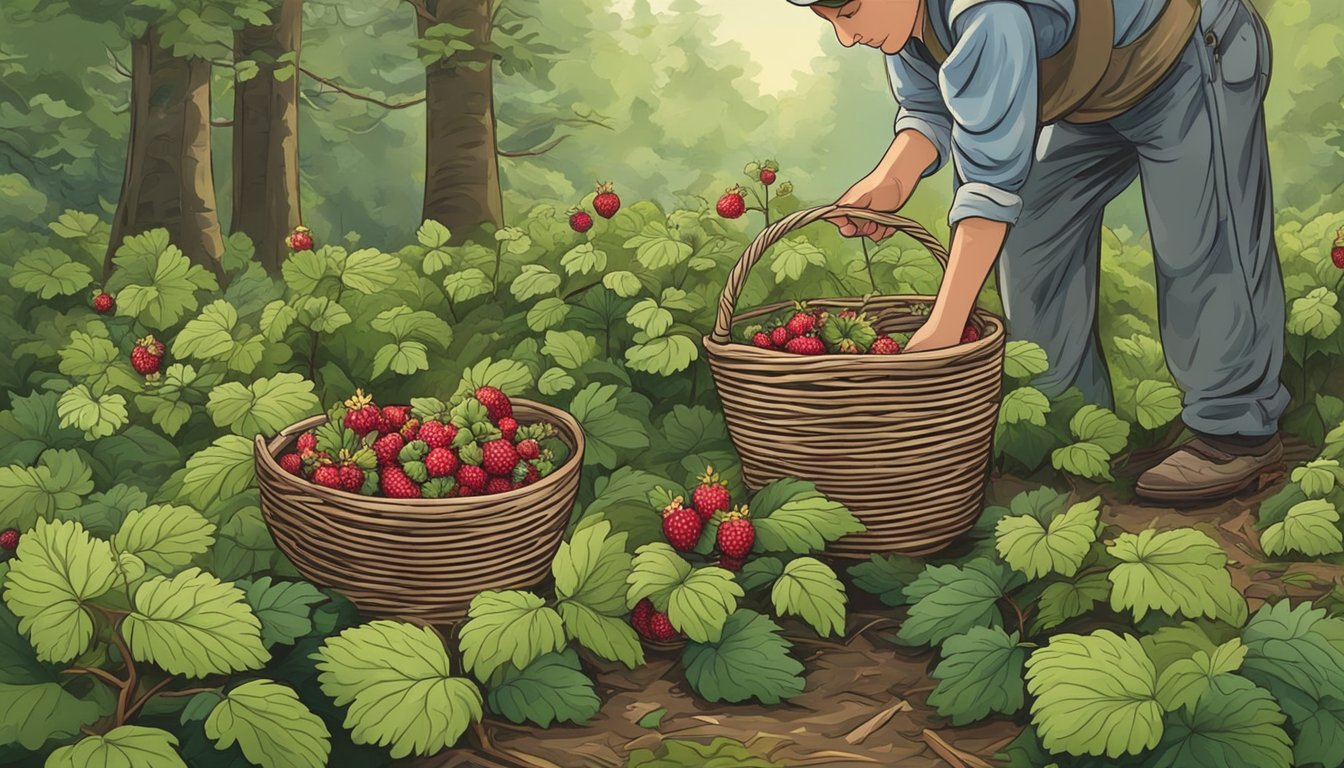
[0,528,18,562]
[569,182,622,233]
[746,304,980,356]
[277,387,561,500]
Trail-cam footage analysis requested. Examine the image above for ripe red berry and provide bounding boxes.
[474,387,513,421]
[784,336,826,355]
[649,612,680,642]
[719,555,745,572]
[1333,229,1344,269]
[593,182,621,219]
[425,447,459,478]
[286,225,314,252]
[130,336,166,376]
[569,210,594,233]
[481,439,520,477]
[0,529,20,552]
[342,389,381,436]
[870,336,901,355]
[400,418,421,440]
[716,508,755,558]
[692,467,732,523]
[662,497,703,553]
[372,432,405,467]
[631,598,655,639]
[296,432,318,455]
[759,168,777,186]
[497,416,518,442]
[93,292,115,314]
[716,187,746,219]
[312,465,344,490]
[522,463,541,485]
[961,325,981,344]
[485,477,513,495]
[770,326,791,347]
[517,439,541,460]
[457,485,480,498]
[418,420,455,449]
[380,406,411,432]
[278,453,303,475]
[339,464,365,492]
[752,332,774,350]
[379,466,421,498]
[457,465,488,491]
[785,312,816,338]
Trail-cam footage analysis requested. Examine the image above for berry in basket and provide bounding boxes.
[740,302,981,355]
[276,387,568,499]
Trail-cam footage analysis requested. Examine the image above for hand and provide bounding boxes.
[904,317,964,353]
[828,172,911,242]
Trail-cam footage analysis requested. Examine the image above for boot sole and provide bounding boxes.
[1135,464,1287,506]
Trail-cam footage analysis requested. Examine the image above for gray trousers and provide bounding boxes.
[995,0,1289,438]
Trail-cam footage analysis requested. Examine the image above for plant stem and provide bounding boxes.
[763,184,771,227]
[1303,335,1310,401]
[63,666,125,689]
[307,329,320,383]
[861,239,877,292]
[158,686,224,698]
[492,242,503,296]
[124,676,177,721]
[1001,594,1028,638]
[109,621,138,727]
[562,279,602,302]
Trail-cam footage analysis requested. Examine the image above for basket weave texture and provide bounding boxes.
[704,205,1007,557]
[254,399,584,623]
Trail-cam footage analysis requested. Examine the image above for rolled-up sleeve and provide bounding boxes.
[886,54,953,178]
[940,2,1040,225]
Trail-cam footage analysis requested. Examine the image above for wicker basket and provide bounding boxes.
[704,205,1006,557]
[254,399,584,623]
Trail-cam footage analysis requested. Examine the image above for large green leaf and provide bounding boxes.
[1144,675,1291,768]
[112,504,215,574]
[1051,441,1115,481]
[1287,287,1341,339]
[511,264,562,301]
[370,306,452,347]
[0,681,106,751]
[560,243,607,275]
[46,725,186,768]
[769,237,826,281]
[204,679,330,768]
[486,648,600,727]
[1033,572,1110,632]
[751,486,863,555]
[443,268,492,302]
[0,449,94,531]
[626,298,674,337]
[770,557,846,637]
[847,554,924,607]
[625,335,700,376]
[995,497,1100,579]
[205,374,321,438]
[557,601,644,668]
[627,543,742,642]
[1292,459,1344,499]
[1240,600,1344,719]
[553,520,631,616]
[2,519,119,663]
[313,620,482,758]
[122,568,268,678]
[1025,630,1163,758]
[1154,638,1246,713]
[338,248,401,295]
[602,270,641,298]
[1069,405,1130,454]
[928,627,1027,725]
[681,610,804,705]
[9,248,92,298]
[178,436,255,509]
[1000,387,1050,427]
[897,559,1022,646]
[236,577,327,647]
[1003,340,1049,379]
[58,330,121,390]
[543,329,598,369]
[1259,499,1343,557]
[107,230,217,329]
[459,590,566,681]
[569,384,650,468]
[56,385,128,440]
[173,300,266,373]
[1134,379,1183,429]
[1107,528,1246,625]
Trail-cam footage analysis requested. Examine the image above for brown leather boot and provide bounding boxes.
[1136,435,1285,504]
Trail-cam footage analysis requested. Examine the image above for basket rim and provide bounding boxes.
[254,398,585,509]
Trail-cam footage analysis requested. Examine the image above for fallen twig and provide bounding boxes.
[844,700,912,744]
[921,729,995,768]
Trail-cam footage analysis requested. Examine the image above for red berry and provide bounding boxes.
[339,465,365,492]
[961,325,981,344]
[751,332,774,350]
[716,508,755,558]
[279,453,303,475]
[719,555,746,572]
[692,467,732,522]
[1333,231,1344,269]
[770,326,791,347]
[649,612,679,642]
[784,336,826,355]
[481,440,519,477]
[286,226,314,252]
[517,439,541,460]
[0,529,20,551]
[497,416,518,442]
[523,463,541,485]
[716,188,746,219]
[631,598,655,639]
[662,497,704,553]
[785,312,816,338]
[400,418,421,440]
[759,168,777,186]
[372,432,405,467]
[569,210,594,233]
[379,466,421,498]
[593,183,621,219]
[457,465,488,491]
[418,420,455,449]
[130,336,165,376]
[474,387,513,421]
[342,390,381,436]
[296,432,318,455]
[381,406,411,432]
[93,292,115,314]
[457,485,480,498]
[312,465,344,490]
[485,477,513,495]
[870,336,901,355]
[425,447,459,478]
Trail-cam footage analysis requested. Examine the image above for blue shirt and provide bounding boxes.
[887,0,1171,225]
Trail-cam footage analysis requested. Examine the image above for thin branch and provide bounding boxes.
[109,622,138,727]
[63,666,125,689]
[299,67,426,110]
[498,134,571,158]
[157,686,223,699]
[105,47,132,79]
[125,676,178,721]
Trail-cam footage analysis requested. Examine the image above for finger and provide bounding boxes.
[837,219,861,238]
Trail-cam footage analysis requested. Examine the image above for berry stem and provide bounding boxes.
[1000,593,1029,639]
[763,183,772,227]
[861,239,878,292]
[491,241,503,298]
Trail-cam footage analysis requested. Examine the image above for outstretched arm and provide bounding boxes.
[905,217,1006,351]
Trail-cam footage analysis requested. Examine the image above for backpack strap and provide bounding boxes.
[1067,0,1201,123]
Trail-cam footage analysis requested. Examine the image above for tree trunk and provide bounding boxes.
[419,0,504,241]
[232,0,303,275]
[106,26,224,279]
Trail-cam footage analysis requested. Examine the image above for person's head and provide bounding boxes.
[795,0,923,55]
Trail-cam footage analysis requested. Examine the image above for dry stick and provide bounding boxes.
[921,729,995,768]
[844,700,913,745]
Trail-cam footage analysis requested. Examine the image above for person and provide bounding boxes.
[787,0,1288,503]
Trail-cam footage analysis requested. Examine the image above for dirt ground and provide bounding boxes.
[421,439,1339,768]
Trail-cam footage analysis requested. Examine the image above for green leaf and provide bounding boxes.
[770,557,846,637]
[995,497,1100,579]
[338,248,401,294]
[281,249,330,295]
[1051,442,1115,481]
[206,374,320,438]
[1145,675,1291,768]
[368,306,453,347]
[537,367,576,396]
[602,270,641,298]
[626,222,693,270]
[58,331,122,390]
[204,679,330,768]
[557,601,644,668]
[212,507,278,581]
[627,736,786,768]
[259,300,297,342]
[1154,638,1246,713]
[627,298,674,337]
[1260,499,1343,557]
[627,544,741,642]
[543,330,598,370]
[443,268,492,302]
[1287,287,1341,339]
[1292,459,1344,499]
[560,243,606,276]
[737,556,783,592]
[1034,572,1111,632]
[569,384,650,468]
[1003,340,1049,379]
[1240,600,1344,709]
[236,577,327,647]
[46,725,186,768]
[1107,528,1247,625]
[1000,387,1051,427]
[511,264,562,301]
[372,341,430,377]
[897,559,1021,646]
[179,436,255,509]
[313,620,482,758]
[769,237,827,281]
[553,519,631,616]
[57,385,128,439]
[2,519,119,663]
[112,504,215,574]
[1135,379,1184,429]
[848,554,924,606]
[10,248,92,298]
[453,357,534,399]
[0,681,106,751]
[526,298,571,331]
[107,231,217,329]
[417,219,452,248]
[486,648,600,727]
[636,708,666,729]
[295,296,350,333]
[0,450,94,531]
[122,568,268,678]
[681,610,804,705]
[1069,405,1130,454]
[625,335,700,376]
[928,627,1027,725]
[459,590,566,681]
[173,300,266,373]
[1025,630,1162,758]
[752,491,864,555]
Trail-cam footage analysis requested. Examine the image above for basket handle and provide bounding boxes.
[709,205,953,344]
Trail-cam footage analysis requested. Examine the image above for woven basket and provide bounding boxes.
[254,400,584,623]
[704,205,1006,557]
